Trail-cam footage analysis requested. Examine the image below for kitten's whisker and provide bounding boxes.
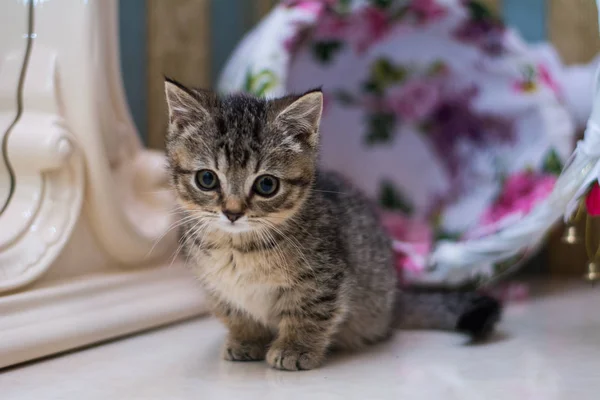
[165,207,210,216]
[168,218,207,268]
[256,224,294,283]
[172,222,207,268]
[308,189,347,195]
[263,228,289,273]
[146,214,200,259]
[260,219,316,281]
[187,221,211,258]
[271,224,313,270]
[261,215,318,243]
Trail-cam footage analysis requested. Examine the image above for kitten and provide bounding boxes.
[164,78,501,371]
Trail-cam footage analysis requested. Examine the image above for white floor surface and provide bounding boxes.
[1,281,599,400]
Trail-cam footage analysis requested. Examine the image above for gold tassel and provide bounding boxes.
[563,200,600,283]
[561,225,580,244]
[584,261,600,283]
[584,211,600,283]
[563,200,584,245]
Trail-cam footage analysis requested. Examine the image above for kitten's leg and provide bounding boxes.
[213,302,273,361]
[267,299,345,371]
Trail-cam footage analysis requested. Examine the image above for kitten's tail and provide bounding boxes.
[394,289,502,339]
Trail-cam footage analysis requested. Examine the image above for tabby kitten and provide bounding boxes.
[164,78,501,371]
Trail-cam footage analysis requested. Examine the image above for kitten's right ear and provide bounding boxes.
[164,77,210,128]
[273,89,323,148]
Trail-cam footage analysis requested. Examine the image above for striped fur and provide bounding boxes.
[164,80,501,371]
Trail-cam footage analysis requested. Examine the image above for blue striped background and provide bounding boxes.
[118,0,549,144]
[503,0,546,43]
[119,0,147,143]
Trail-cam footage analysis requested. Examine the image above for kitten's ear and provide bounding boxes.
[274,89,323,148]
[164,78,211,129]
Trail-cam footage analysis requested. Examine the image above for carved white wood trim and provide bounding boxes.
[0,0,208,368]
[28,0,178,267]
[0,0,28,212]
[0,266,208,369]
[0,112,83,292]
[0,8,85,293]
[0,0,180,294]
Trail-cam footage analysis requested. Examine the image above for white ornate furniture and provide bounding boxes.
[0,0,207,369]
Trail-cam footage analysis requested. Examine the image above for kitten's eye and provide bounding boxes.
[195,169,219,190]
[253,175,279,197]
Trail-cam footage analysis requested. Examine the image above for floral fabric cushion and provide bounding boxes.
[219,0,576,283]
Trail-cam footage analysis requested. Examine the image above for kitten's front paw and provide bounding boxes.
[223,339,267,362]
[266,345,323,371]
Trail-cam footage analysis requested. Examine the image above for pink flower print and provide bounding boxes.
[347,6,390,53]
[313,10,349,41]
[409,0,447,23]
[386,80,440,122]
[294,1,325,14]
[585,182,600,216]
[481,171,556,226]
[538,64,562,97]
[484,282,529,304]
[423,84,514,178]
[380,211,432,281]
[512,64,561,95]
[284,32,301,53]
[453,17,505,56]
[283,23,311,54]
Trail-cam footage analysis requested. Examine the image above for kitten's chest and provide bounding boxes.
[195,247,288,323]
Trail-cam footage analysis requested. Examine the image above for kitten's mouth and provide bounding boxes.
[215,214,253,234]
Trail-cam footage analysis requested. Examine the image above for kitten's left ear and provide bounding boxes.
[164,77,211,129]
[274,89,323,148]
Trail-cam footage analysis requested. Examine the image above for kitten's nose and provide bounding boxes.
[223,210,244,223]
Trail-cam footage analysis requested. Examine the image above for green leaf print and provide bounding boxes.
[362,80,382,95]
[522,64,536,81]
[466,1,495,21]
[426,60,448,77]
[312,41,343,64]
[434,230,462,242]
[371,58,407,87]
[365,112,396,145]
[542,149,564,175]
[429,210,462,243]
[337,0,353,13]
[379,181,414,214]
[369,0,393,9]
[243,69,278,97]
[362,59,406,95]
[333,89,357,106]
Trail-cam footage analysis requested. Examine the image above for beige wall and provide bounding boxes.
[146,0,211,149]
[548,0,600,65]
[482,0,600,64]
[145,0,277,150]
